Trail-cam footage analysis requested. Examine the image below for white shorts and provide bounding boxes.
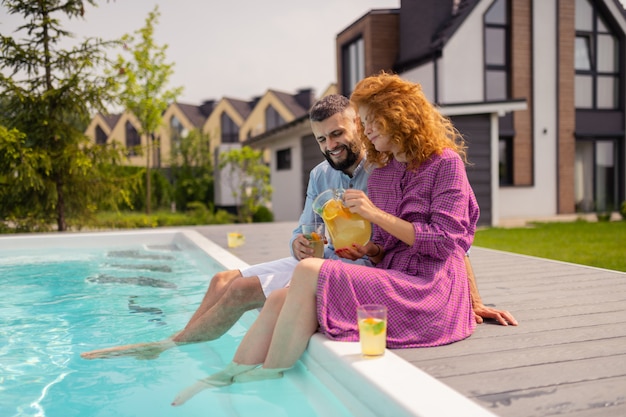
[239,255,372,298]
[240,257,299,297]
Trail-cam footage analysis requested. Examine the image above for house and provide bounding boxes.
[250,0,626,226]
[86,88,315,213]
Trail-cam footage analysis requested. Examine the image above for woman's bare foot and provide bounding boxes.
[171,362,259,406]
[80,339,176,360]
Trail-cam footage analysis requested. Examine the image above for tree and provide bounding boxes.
[169,128,214,211]
[0,0,131,232]
[219,146,272,223]
[114,5,182,214]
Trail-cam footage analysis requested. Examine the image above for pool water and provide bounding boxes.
[0,242,354,417]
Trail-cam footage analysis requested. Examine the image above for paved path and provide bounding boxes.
[192,221,626,417]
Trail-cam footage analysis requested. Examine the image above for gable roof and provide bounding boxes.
[395,0,480,72]
[175,102,211,128]
[223,97,253,120]
[100,113,122,130]
[269,89,309,118]
[432,0,481,48]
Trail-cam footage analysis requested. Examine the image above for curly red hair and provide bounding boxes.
[350,72,467,170]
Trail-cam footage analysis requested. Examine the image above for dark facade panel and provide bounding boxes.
[301,134,325,199]
[575,110,625,136]
[451,114,492,227]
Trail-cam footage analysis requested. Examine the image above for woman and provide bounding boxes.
[172,73,480,406]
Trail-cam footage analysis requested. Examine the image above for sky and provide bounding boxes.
[1,0,399,105]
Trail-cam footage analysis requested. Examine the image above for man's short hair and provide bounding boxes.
[309,94,350,122]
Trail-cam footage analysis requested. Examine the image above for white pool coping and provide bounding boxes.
[0,229,498,417]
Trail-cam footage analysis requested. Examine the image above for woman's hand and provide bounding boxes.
[335,243,367,261]
[342,189,379,220]
[335,242,383,263]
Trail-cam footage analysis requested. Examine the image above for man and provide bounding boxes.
[81,95,515,360]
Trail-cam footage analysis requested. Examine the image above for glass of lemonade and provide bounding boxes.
[312,188,371,250]
[357,304,387,357]
[302,223,325,258]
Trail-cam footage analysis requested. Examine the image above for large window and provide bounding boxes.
[265,105,285,131]
[95,125,107,145]
[575,0,619,109]
[484,0,510,101]
[342,37,364,96]
[575,139,618,212]
[276,148,291,171]
[170,116,184,152]
[125,121,141,156]
[221,112,239,144]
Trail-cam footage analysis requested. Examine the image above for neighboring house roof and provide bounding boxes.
[269,89,309,118]
[175,102,211,128]
[223,97,253,120]
[101,113,122,130]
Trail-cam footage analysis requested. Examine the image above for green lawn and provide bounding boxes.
[473,220,626,272]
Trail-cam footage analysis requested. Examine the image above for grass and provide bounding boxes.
[474,219,626,272]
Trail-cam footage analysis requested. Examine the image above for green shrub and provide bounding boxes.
[253,205,274,223]
[620,201,626,220]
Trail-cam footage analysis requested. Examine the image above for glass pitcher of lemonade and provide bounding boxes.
[312,188,371,250]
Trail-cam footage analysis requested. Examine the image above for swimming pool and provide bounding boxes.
[0,229,498,417]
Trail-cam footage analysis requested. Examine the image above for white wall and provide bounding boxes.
[438,1,492,104]
[402,62,436,102]
[498,0,559,220]
[270,135,304,221]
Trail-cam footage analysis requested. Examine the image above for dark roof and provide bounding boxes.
[100,113,122,129]
[395,0,480,72]
[223,97,253,120]
[269,89,309,118]
[175,102,210,128]
[432,0,481,48]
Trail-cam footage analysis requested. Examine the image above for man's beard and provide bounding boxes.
[323,144,360,173]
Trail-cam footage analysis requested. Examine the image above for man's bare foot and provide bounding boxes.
[80,339,176,360]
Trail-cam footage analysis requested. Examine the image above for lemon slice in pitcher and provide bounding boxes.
[322,199,344,221]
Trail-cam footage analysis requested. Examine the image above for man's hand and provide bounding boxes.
[293,234,315,260]
[473,303,518,326]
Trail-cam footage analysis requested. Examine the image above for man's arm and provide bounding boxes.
[465,255,518,326]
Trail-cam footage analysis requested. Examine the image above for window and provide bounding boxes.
[95,125,107,145]
[125,121,141,156]
[575,139,618,212]
[498,137,514,185]
[170,116,183,152]
[221,112,239,143]
[484,0,510,101]
[276,148,291,171]
[265,105,285,131]
[342,37,364,96]
[574,0,620,109]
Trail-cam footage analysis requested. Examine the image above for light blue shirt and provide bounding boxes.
[290,157,370,261]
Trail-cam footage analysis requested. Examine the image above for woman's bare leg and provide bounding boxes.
[262,258,322,369]
[232,288,289,365]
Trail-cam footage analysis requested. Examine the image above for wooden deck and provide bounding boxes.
[192,222,626,417]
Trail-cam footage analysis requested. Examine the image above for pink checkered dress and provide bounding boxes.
[316,149,479,348]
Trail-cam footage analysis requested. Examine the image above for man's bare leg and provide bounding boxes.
[80,271,266,359]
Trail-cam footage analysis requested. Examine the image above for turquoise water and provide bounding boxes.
[0,243,353,417]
